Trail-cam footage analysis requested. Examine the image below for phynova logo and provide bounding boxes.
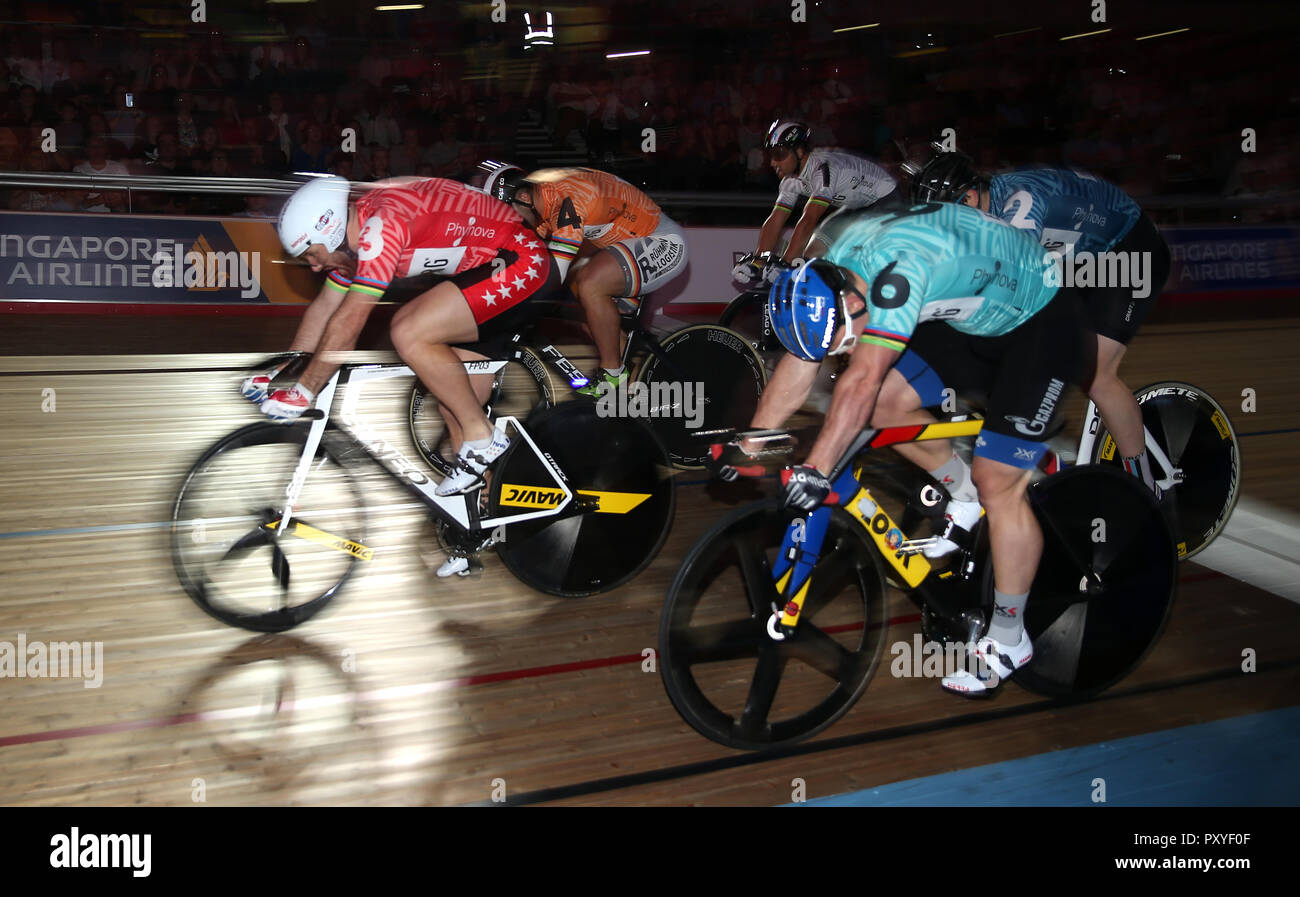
[0,633,103,688]
[150,241,262,298]
[595,380,705,429]
[1043,247,1152,299]
[49,828,151,877]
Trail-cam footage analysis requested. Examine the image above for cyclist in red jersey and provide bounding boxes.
[248,175,557,496]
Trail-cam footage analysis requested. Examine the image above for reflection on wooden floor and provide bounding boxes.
[1,317,1298,805]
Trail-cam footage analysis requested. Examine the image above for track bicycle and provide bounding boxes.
[658,419,1177,751]
[171,358,675,633]
[408,295,768,470]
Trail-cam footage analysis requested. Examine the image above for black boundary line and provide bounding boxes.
[465,658,1300,806]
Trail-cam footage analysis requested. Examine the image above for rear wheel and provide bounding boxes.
[489,401,675,597]
[1012,465,1177,698]
[409,348,553,476]
[1089,381,1240,560]
[635,324,767,468]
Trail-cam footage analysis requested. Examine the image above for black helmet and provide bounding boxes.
[478,160,529,203]
[764,119,812,151]
[909,147,983,203]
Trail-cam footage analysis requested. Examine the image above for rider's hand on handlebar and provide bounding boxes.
[260,385,314,423]
[761,256,802,286]
[707,441,765,482]
[241,352,309,404]
[731,253,766,286]
[782,464,833,511]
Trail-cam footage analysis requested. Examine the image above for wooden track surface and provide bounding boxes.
[0,317,1297,806]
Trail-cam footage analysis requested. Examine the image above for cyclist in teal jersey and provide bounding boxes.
[713,201,1095,696]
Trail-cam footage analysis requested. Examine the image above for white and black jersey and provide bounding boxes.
[774,149,897,214]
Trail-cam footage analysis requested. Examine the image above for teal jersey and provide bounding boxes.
[819,202,1059,352]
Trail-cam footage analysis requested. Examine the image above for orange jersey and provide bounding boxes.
[526,168,661,263]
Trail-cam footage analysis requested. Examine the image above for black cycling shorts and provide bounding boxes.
[892,289,1096,469]
[1078,212,1171,345]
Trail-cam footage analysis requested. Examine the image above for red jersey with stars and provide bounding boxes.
[325,177,531,299]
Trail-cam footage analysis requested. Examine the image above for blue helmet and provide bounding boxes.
[767,259,857,362]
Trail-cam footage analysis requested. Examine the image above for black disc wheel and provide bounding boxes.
[171,422,368,632]
[660,499,888,751]
[489,401,675,597]
[1090,381,1240,560]
[409,348,553,476]
[1011,465,1178,698]
[635,324,767,469]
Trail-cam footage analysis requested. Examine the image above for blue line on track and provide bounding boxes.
[794,705,1300,806]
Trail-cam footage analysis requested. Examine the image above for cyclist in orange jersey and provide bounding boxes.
[479,162,688,396]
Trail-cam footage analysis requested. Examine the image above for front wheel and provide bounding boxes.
[635,324,767,468]
[170,422,369,632]
[660,500,888,751]
[1089,381,1240,560]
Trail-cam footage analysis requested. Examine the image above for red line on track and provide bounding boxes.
[0,572,1228,748]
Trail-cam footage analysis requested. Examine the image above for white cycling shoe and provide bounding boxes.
[435,431,511,496]
[941,629,1033,697]
[437,555,471,577]
[922,497,984,558]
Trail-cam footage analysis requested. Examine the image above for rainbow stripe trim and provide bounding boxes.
[325,271,352,293]
[808,196,832,208]
[859,327,908,352]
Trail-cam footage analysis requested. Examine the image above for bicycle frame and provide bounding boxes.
[1074,396,1180,490]
[767,419,986,641]
[278,363,578,542]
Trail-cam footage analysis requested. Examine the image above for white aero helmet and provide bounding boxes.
[277,175,351,258]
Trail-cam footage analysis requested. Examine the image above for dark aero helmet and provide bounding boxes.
[910,149,984,203]
[764,119,812,151]
[478,160,528,203]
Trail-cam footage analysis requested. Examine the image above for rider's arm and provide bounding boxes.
[296,287,380,392]
[755,203,793,255]
[288,274,351,353]
[804,339,900,474]
[783,199,830,262]
[741,352,821,451]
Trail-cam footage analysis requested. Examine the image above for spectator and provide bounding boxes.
[264,92,292,163]
[289,122,332,173]
[424,117,459,175]
[53,100,84,156]
[389,126,424,176]
[173,93,201,157]
[105,85,140,150]
[366,144,392,181]
[74,135,128,212]
[216,96,244,146]
[361,98,401,149]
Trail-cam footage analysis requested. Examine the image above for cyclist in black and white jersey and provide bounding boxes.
[732,119,901,286]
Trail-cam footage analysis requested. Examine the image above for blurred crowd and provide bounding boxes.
[0,5,1294,223]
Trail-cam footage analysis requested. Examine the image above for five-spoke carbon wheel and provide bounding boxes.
[660,499,888,751]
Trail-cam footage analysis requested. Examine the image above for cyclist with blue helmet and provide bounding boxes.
[713,201,1095,697]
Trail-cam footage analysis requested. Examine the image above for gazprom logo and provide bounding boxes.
[314,210,333,232]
